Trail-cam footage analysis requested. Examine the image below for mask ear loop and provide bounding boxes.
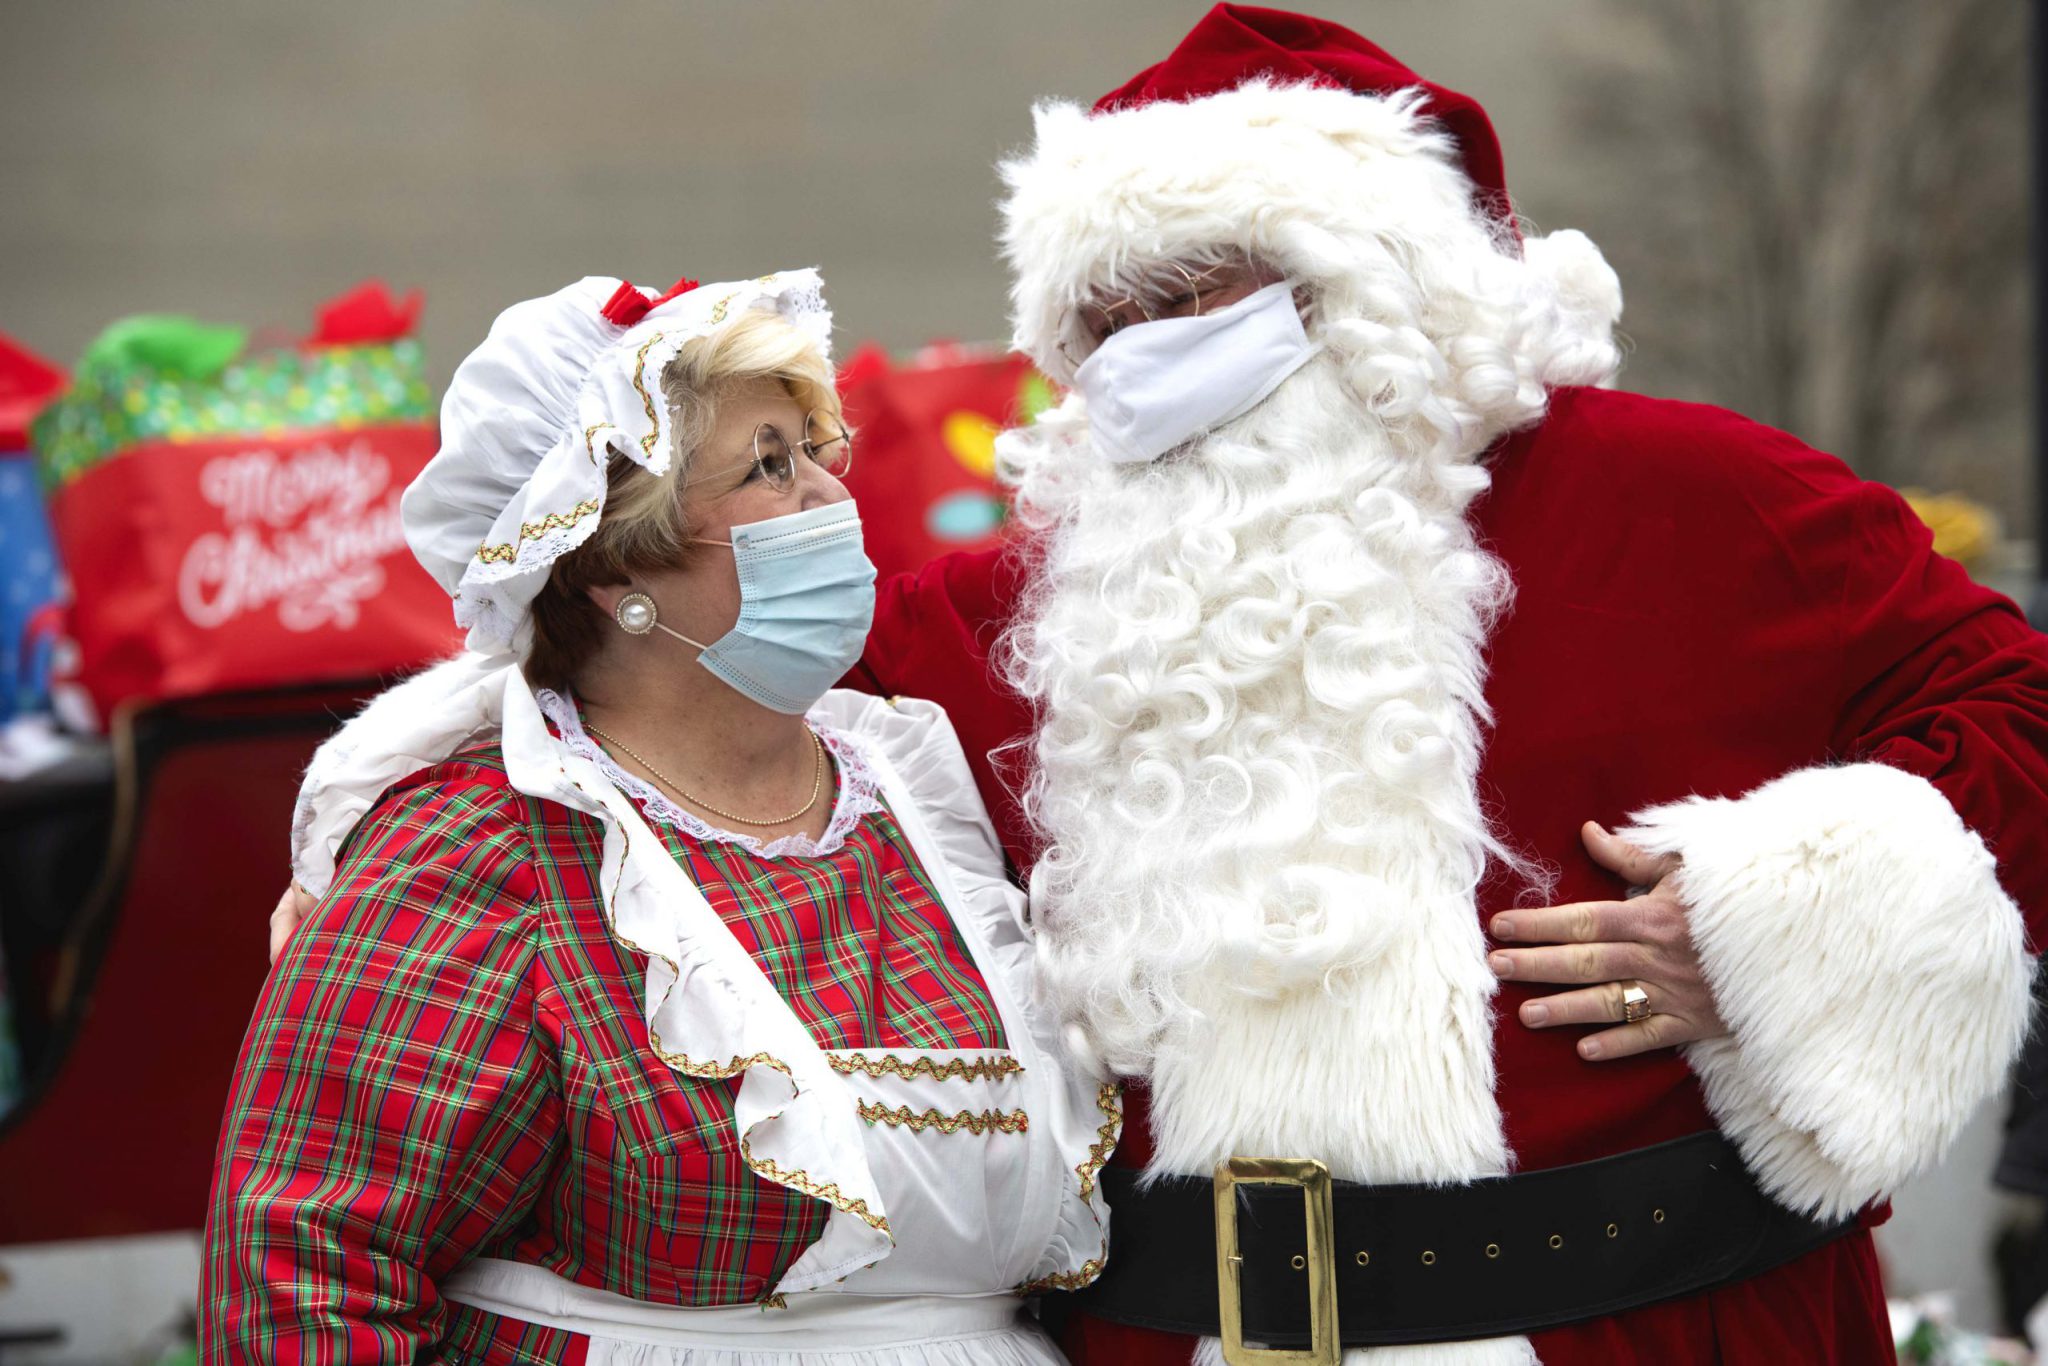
[614,590,711,651]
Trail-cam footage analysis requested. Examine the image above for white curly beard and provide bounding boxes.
[1002,355,1539,1365]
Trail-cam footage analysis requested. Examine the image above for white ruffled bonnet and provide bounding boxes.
[403,270,832,655]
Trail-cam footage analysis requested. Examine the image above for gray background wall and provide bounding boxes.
[1,1,1605,381]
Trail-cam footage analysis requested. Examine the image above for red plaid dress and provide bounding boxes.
[201,732,1008,1364]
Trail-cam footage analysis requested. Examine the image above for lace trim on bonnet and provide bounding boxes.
[535,687,885,859]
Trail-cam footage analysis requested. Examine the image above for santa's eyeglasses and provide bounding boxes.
[1057,261,1263,369]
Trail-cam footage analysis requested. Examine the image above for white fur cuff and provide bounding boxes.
[1624,763,2034,1220]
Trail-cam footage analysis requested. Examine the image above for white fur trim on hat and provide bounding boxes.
[999,80,1495,381]
[1623,762,2034,1220]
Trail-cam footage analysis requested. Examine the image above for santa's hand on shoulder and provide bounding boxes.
[270,881,316,965]
[1487,823,1727,1062]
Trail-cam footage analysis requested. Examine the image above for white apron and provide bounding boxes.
[292,674,1116,1366]
[442,1037,1067,1364]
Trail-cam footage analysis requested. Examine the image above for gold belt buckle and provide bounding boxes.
[1213,1156,1340,1366]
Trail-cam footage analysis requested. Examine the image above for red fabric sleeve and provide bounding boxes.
[200,766,561,1363]
[1588,393,2048,934]
[850,546,1017,697]
[846,546,1040,863]
[1830,481,2048,937]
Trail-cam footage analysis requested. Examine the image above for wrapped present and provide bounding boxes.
[836,341,1052,581]
[0,334,67,723]
[33,283,458,724]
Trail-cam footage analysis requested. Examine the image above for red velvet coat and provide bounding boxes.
[846,385,2048,1365]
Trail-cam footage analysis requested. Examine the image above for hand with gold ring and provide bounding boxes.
[1486,822,1729,1062]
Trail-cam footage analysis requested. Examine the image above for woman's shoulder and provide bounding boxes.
[374,738,523,820]
[338,741,547,891]
[312,730,631,971]
[294,741,558,968]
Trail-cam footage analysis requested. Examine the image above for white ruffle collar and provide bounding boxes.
[534,687,885,860]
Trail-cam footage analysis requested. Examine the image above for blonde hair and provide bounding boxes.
[526,308,842,693]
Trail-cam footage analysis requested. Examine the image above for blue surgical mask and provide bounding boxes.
[673,501,877,714]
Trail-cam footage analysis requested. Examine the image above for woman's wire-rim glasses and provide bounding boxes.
[687,409,852,492]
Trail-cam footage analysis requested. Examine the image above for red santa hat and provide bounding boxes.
[1096,5,1510,227]
[999,4,1523,381]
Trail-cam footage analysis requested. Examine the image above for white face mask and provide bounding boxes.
[1071,280,1319,466]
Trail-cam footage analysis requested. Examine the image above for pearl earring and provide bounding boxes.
[615,592,658,635]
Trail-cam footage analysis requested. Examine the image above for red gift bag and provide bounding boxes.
[33,284,459,725]
[837,343,1053,581]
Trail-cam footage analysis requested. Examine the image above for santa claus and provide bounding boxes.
[270,6,2047,1362]
[844,6,2048,1363]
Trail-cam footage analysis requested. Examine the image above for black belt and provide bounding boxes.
[1061,1132,1853,1354]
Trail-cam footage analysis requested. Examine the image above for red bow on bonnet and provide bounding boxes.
[600,276,702,328]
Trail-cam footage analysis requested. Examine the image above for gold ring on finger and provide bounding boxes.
[1620,983,1652,1024]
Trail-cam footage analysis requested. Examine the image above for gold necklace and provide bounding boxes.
[585,723,826,828]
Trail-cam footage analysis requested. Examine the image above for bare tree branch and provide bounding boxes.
[1567,0,2028,514]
